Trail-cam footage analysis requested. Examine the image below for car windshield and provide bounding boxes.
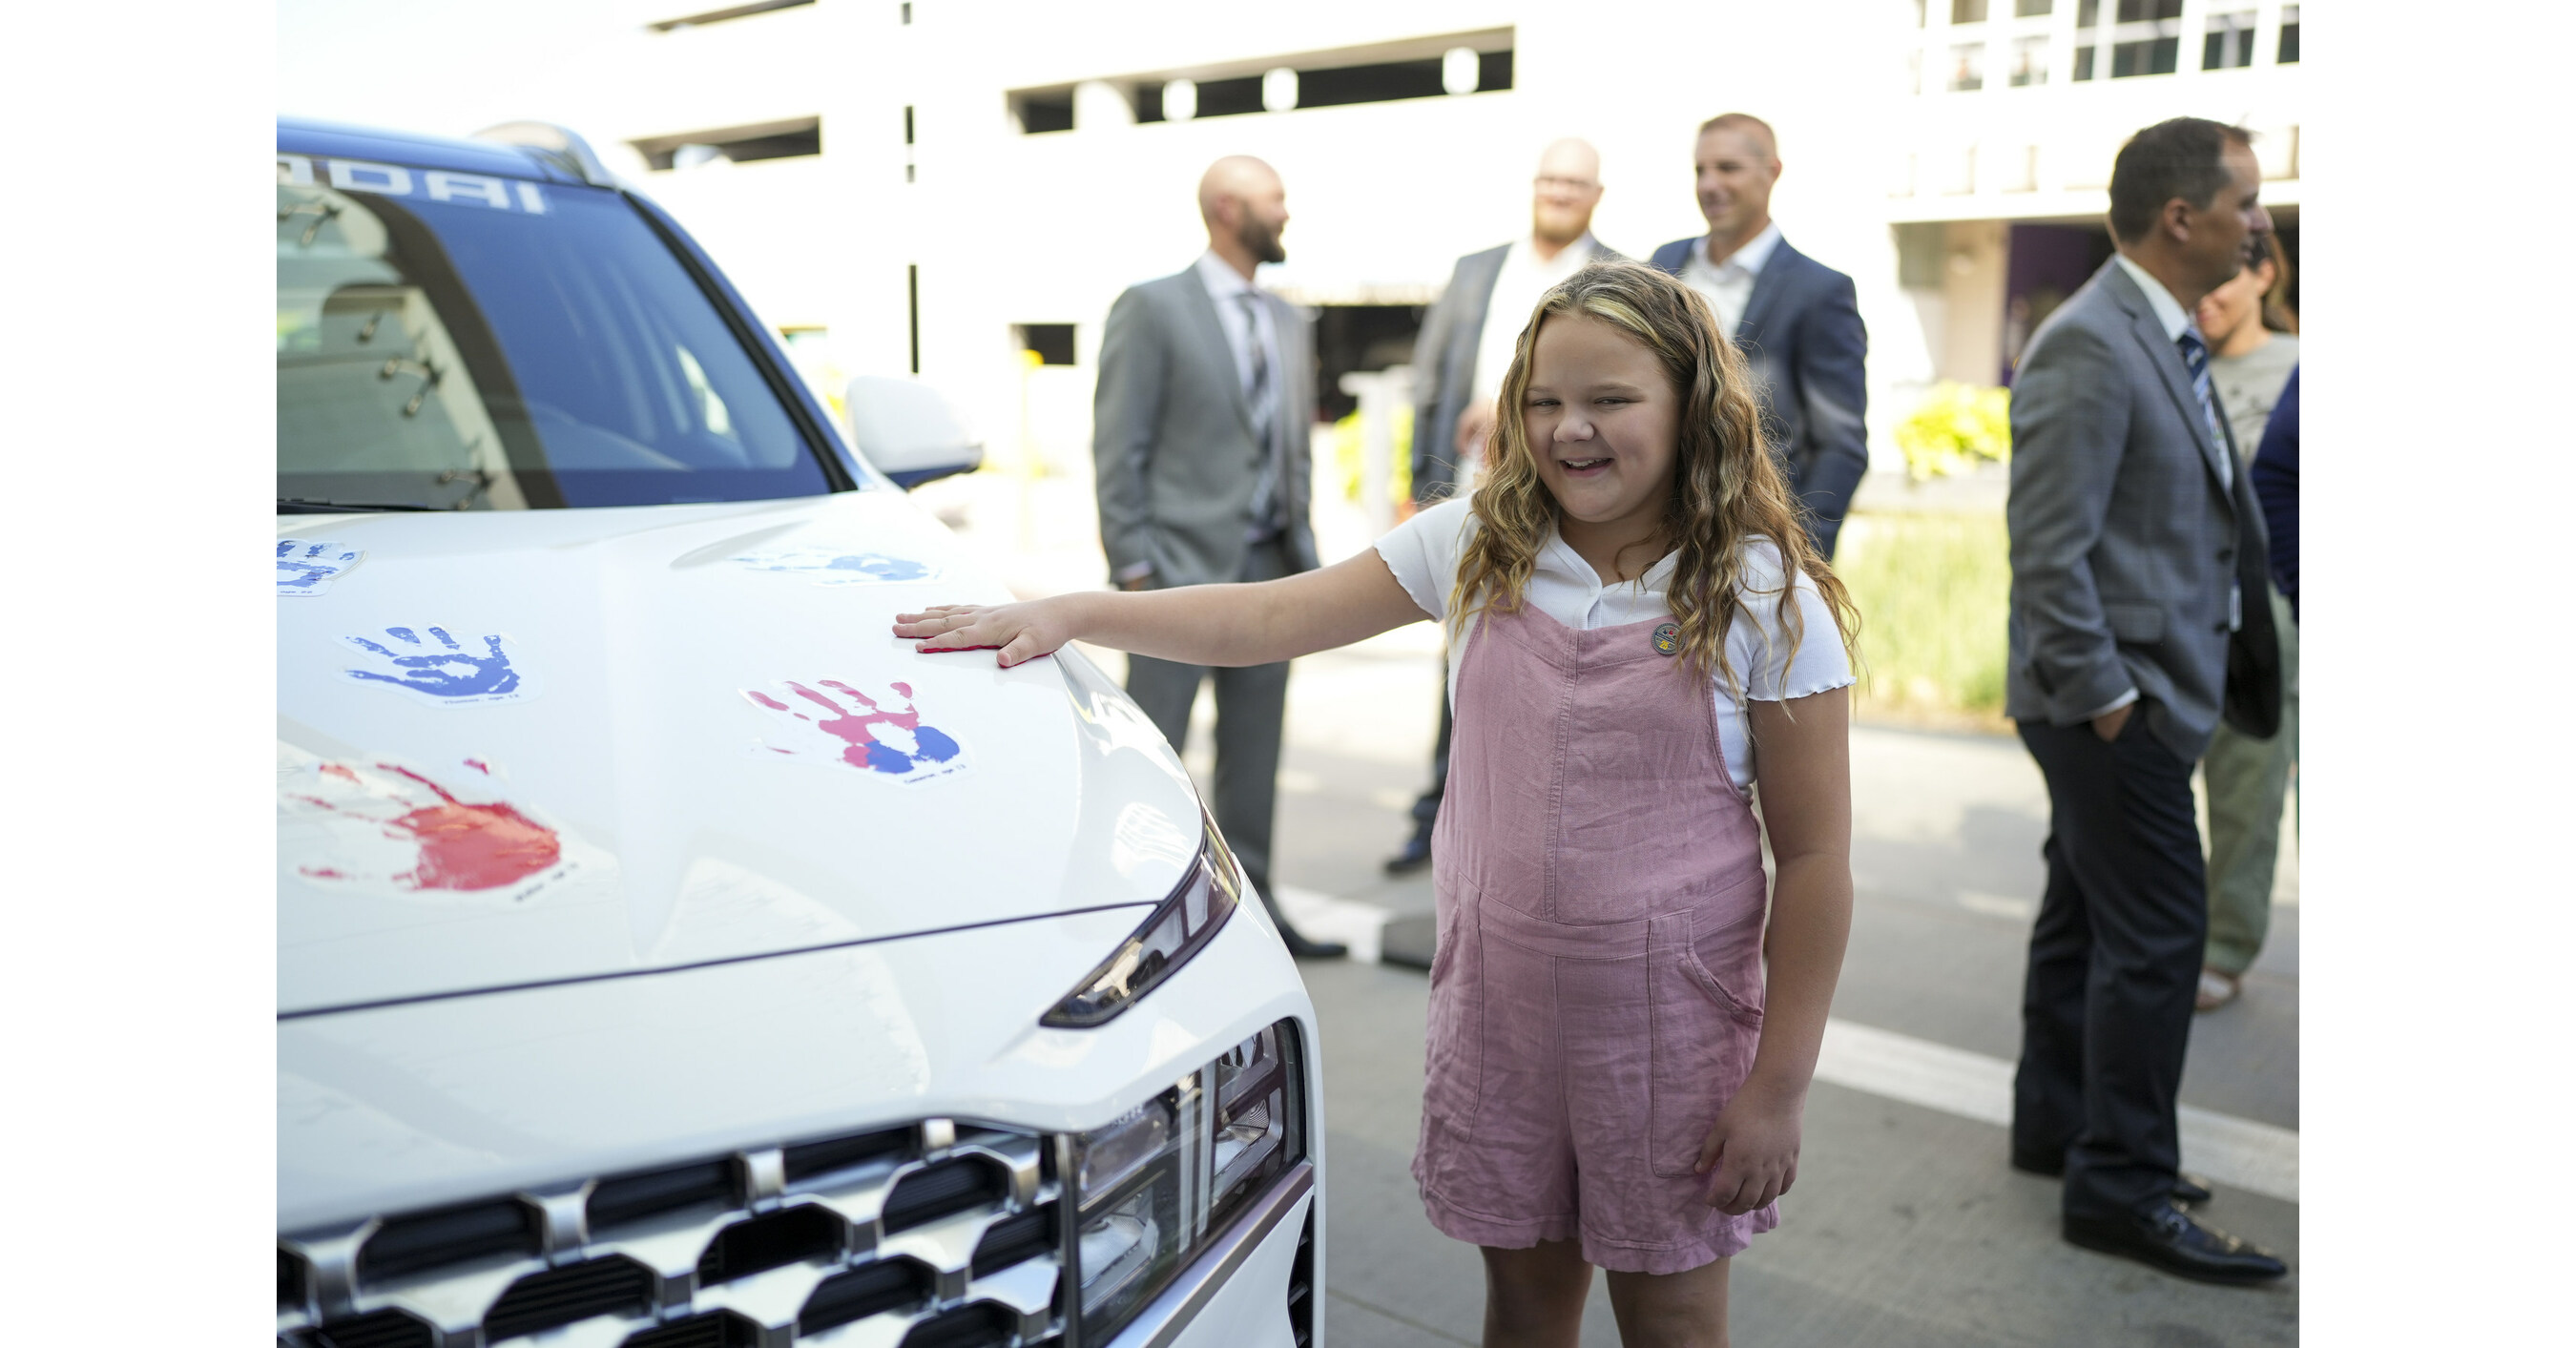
[277,153,833,509]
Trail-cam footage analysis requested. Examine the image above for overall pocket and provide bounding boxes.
[1647,916,1765,1177]
[1421,898,1485,1141]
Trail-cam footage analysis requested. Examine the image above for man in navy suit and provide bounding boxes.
[1650,114,1869,557]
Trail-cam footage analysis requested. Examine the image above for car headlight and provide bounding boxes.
[1041,811,1244,1028]
[1066,1019,1305,1343]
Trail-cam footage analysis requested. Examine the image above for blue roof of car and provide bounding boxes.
[278,116,588,185]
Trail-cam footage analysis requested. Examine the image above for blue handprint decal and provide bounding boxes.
[342,626,537,705]
[734,546,941,586]
[278,539,363,596]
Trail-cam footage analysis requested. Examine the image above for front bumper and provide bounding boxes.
[279,889,1324,1346]
[1112,1161,1316,1348]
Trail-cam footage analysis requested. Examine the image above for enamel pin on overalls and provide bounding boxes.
[1652,622,1681,656]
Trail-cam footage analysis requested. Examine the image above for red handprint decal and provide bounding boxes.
[279,747,577,902]
[741,678,966,785]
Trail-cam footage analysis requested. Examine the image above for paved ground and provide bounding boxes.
[936,475,2301,1345]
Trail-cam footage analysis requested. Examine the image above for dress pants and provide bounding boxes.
[2201,585,2299,975]
[1405,679,1454,836]
[2013,706,2207,1220]
[1124,539,1294,899]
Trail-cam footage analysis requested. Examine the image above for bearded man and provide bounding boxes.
[1092,155,1342,958]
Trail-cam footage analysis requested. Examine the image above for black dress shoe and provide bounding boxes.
[2009,1150,2213,1205]
[1382,830,1434,876]
[1279,928,1348,960]
[2063,1203,2287,1285]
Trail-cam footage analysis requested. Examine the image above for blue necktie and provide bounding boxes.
[2176,328,2245,632]
[2175,329,2228,451]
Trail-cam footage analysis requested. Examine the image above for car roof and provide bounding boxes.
[278,116,588,185]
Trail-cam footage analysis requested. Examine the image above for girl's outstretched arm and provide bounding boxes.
[1693,686,1855,1215]
[892,548,1431,669]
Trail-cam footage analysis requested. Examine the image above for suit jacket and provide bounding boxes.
[1093,268,1320,589]
[2005,259,2279,761]
[2250,365,2298,621]
[1408,238,1623,504]
[1650,235,1869,557]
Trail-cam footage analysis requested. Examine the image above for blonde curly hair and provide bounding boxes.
[1447,259,1859,699]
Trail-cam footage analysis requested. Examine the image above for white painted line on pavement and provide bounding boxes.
[1278,888,2300,1204]
[1275,885,1389,965]
[1817,1018,2299,1203]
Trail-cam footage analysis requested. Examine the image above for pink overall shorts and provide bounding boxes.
[1411,602,1777,1275]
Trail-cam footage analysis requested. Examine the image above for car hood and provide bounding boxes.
[277,491,1199,1015]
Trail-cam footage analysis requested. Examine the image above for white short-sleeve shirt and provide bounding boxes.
[1375,498,1854,795]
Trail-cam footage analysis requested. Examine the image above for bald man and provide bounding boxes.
[1384,139,1623,876]
[1649,113,1870,558]
[1409,138,1623,509]
[1092,156,1340,958]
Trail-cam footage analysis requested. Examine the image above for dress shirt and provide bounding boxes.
[1469,233,1603,407]
[2112,252,2193,343]
[1677,220,1783,333]
[1195,250,1282,437]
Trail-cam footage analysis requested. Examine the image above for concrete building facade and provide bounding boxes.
[480,0,2304,487]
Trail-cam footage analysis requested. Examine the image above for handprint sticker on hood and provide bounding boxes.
[732,546,942,586]
[277,745,604,905]
[279,539,363,596]
[340,625,537,705]
[741,678,966,785]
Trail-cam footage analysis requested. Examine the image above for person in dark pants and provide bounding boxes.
[2003,117,2286,1284]
[1091,156,1343,958]
[1386,139,1622,875]
[1648,113,1868,559]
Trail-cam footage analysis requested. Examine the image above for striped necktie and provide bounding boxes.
[2175,329,2228,450]
[2177,327,2246,633]
[1239,291,1283,539]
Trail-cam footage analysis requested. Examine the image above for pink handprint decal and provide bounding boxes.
[741,678,966,784]
[278,749,571,902]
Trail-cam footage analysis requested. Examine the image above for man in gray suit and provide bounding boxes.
[2005,117,2285,1283]
[1384,138,1620,875]
[1093,155,1340,958]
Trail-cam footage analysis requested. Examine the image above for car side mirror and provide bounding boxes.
[843,376,984,489]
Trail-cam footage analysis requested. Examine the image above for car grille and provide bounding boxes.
[280,1119,1065,1348]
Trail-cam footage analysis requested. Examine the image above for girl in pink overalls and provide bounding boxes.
[899,261,1857,1347]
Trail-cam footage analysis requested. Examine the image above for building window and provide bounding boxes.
[1951,0,1988,21]
[2277,4,2300,63]
[2015,0,2052,12]
[631,116,821,170]
[2009,34,2049,84]
[1914,0,1927,26]
[1026,33,1514,134]
[2203,10,2257,68]
[2109,0,2181,77]
[1949,43,1986,92]
[2071,0,2102,79]
[1132,50,1510,124]
[1016,324,1075,366]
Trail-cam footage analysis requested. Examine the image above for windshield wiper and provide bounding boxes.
[278,497,445,514]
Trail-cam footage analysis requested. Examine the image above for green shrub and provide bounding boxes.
[1894,382,2011,482]
[1833,512,2010,725]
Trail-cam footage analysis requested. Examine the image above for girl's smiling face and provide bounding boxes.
[1523,312,1681,539]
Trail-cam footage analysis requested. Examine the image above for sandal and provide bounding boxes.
[2194,968,2241,1012]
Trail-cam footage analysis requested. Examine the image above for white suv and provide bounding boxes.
[276,117,1322,1348]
